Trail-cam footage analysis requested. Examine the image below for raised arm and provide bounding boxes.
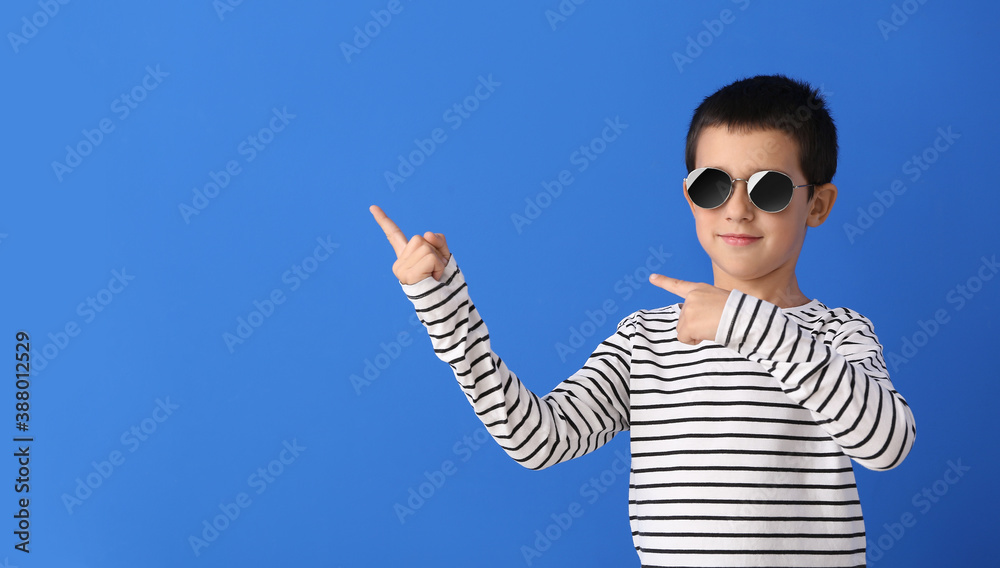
[402,255,632,469]
[370,205,632,469]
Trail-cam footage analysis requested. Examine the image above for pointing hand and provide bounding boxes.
[370,205,452,285]
[649,274,729,345]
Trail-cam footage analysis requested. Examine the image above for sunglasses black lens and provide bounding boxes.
[750,171,793,212]
[688,168,732,209]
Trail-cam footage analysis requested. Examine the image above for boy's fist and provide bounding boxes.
[370,205,452,285]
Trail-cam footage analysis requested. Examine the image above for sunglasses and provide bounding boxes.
[685,167,815,213]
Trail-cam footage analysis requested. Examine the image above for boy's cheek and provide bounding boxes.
[696,228,717,255]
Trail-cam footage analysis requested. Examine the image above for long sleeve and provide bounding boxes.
[715,289,916,471]
[400,254,633,470]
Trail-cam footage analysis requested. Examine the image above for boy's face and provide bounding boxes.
[685,126,830,293]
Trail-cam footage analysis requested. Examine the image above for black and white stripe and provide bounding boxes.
[402,255,915,567]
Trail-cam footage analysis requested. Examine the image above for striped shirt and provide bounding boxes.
[401,255,916,567]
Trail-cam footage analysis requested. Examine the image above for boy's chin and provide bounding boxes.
[710,258,776,283]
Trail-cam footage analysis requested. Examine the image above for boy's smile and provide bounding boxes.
[685,125,837,307]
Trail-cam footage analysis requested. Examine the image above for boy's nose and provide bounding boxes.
[723,180,755,221]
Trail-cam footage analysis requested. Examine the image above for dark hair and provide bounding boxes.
[684,74,837,197]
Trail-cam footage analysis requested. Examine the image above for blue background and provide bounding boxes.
[2,0,997,566]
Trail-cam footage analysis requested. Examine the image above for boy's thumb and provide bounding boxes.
[424,231,449,251]
[424,231,438,242]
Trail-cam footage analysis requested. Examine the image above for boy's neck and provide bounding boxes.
[712,266,811,309]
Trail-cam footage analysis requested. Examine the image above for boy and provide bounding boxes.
[371,74,915,567]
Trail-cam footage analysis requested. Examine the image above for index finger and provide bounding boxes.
[649,274,699,299]
[369,204,408,258]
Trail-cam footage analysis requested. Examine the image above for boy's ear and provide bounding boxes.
[806,183,838,227]
[683,180,696,214]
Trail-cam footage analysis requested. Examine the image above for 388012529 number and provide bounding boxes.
[15,332,30,426]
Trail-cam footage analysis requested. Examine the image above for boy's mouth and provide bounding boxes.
[719,233,762,246]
